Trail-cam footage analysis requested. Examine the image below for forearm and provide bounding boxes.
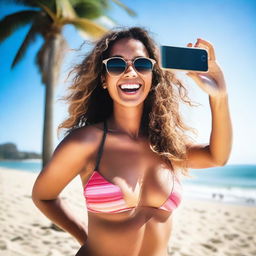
[32,196,87,245]
[209,93,233,165]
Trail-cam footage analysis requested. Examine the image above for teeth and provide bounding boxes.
[120,84,141,89]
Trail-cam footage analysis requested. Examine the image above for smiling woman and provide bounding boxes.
[58,27,195,169]
[32,27,232,256]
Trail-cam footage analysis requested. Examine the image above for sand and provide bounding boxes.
[0,167,255,256]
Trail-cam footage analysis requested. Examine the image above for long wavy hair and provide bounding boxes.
[58,27,197,176]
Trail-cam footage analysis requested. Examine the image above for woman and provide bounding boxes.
[32,27,232,256]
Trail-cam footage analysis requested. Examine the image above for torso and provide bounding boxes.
[77,121,182,256]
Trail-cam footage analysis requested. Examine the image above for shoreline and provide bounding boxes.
[0,168,256,256]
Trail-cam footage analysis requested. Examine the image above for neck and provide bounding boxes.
[108,102,144,139]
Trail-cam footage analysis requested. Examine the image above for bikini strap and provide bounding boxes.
[94,120,108,171]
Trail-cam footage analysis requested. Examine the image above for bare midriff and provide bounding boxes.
[76,207,173,256]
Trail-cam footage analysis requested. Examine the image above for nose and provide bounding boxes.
[123,61,137,77]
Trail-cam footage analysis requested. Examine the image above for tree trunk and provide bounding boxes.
[42,34,61,168]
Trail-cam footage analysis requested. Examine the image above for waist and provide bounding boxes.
[83,238,170,256]
[84,211,173,255]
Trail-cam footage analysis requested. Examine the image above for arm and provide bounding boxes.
[208,93,232,165]
[32,126,96,245]
[32,197,87,245]
[182,39,233,169]
[185,94,232,169]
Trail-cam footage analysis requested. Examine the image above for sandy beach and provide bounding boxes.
[0,168,255,256]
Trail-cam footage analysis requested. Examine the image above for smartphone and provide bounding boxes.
[160,45,208,72]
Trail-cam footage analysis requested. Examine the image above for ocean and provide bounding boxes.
[182,165,256,206]
[0,160,255,207]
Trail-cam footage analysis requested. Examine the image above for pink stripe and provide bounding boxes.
[84,171,129,213]
[87,207,133,213]
[84,170,183,213]
[86,195,123,203]
[159,180,183,211]
[85,186,121,192]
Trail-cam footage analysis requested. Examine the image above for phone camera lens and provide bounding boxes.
[201,55,207,62]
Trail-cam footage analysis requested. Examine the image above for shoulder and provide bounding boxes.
[58,122,105,153]
[32,123,106,200]
[37,122,105,182]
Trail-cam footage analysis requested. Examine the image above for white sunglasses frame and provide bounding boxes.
[102,56,156,76]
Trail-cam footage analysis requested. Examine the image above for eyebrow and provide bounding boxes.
[110,55,146,59]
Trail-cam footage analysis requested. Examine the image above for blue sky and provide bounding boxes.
[0,0,255,164]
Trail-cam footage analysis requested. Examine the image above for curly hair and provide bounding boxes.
[58,26,197,176]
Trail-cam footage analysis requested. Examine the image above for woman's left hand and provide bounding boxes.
[186,38,227,98]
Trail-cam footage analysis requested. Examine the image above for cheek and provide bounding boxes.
[145,74,153,88]
[106,76,117,87]
[105,76,119,96]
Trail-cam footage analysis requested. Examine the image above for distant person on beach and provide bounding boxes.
[32,27,232,255]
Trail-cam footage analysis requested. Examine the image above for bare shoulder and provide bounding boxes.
[54,123,105,166]
[64,123,102,143]
[32,122,105,200]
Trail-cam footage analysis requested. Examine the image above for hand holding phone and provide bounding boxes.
[160,45,208,72]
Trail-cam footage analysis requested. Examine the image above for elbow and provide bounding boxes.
[211,149,232,167]
[213,157,229,167]
[31,183,58,206]
[216,160,228,167]
[31,179,45,205]
[31,182,43,206]
[31,186,39,205]
[31,189,49,210]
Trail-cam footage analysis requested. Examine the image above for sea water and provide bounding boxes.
[0,159,42,172]
[182,165,256,206]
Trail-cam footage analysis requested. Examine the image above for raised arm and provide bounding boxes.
[32,126,97,245]
[183,38,233,169]
[208,93,232,165]
[185,94,232,169]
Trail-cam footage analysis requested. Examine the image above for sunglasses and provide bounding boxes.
[102,57,156,76]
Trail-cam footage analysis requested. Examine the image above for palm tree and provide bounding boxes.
[0,0,135,167]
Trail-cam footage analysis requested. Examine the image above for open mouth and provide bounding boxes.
[118,84,142,95]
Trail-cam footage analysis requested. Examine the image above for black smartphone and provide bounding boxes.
[160,45,208,72]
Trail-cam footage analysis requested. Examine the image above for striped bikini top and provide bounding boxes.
[84,120,183,214]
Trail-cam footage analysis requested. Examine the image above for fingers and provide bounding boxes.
[187,38,216,61]
[196,38,216,60]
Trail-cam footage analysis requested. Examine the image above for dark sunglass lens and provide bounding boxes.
[107,58,126,75]
[134,58,153,73]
